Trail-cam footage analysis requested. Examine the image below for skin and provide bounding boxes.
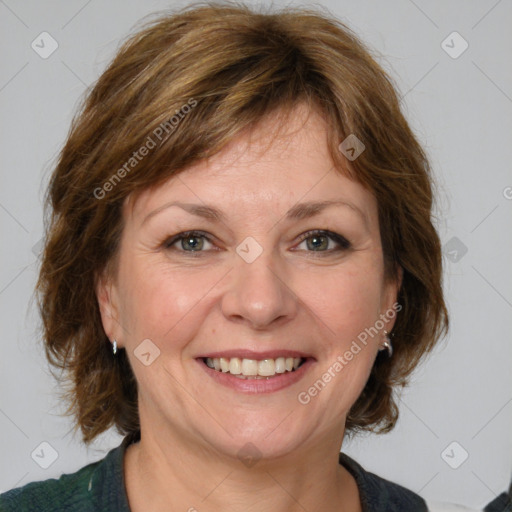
[96,103,400,512]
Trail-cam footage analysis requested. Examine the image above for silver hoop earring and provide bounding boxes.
[112,339,117,355]
[379,330,393,357]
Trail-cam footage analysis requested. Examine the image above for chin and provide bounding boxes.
[196,410,318,463]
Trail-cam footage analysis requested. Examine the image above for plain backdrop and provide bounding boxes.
[1,0,511,508]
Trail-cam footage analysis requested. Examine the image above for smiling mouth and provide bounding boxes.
[201,356,306,379]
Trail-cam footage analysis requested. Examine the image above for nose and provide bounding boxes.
[221,250,298,330]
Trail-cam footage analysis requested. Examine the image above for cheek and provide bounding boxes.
[119,255,219,345]
[295,264,384,342]
[292,267,384,420]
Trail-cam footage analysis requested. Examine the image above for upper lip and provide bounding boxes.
[197,349,314,360]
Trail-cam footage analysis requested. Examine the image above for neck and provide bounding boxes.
[124,416,360,512]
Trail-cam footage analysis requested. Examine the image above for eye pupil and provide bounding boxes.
[307,235,328,251]
[182,236,203,251]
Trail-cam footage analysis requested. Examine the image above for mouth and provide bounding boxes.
[196,350,315,393]
[201,356,307,379]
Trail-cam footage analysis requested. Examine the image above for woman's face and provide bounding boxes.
[97,105,399,460]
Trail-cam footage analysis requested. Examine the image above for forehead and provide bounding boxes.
[125,104,376,225]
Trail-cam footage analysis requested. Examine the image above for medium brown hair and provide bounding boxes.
[36,1,448,444]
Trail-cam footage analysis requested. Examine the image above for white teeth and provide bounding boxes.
[204,356,304,377]
[275,357,286,373]
[258,359,275,376]
[241,359,258,376]
[229,357,241,375]
[220,357,230,372]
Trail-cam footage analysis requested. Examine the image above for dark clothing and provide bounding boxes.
[0,431,463,511]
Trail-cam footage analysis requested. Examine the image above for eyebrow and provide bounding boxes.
[141,199,368,227]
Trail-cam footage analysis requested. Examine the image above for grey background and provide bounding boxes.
[1,0,511,508]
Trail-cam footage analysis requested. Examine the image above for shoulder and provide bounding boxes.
[0,442,126,512]
[339,452,428,511]
[0,460,98,512]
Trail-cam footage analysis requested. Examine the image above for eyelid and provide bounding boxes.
[294,229,351,251]
[162,229,351,254]
[163,230,215,249]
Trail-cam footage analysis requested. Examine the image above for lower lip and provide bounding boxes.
[196,358,314,393]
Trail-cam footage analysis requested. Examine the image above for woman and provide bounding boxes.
[0,2,454,510]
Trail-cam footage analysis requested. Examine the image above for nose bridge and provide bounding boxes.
[221,238,297,328]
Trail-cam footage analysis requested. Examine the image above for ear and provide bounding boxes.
[394,264,403,298]
[381,265,403,333]
[95,268,122,346]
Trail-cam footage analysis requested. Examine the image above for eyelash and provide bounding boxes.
[162,229,351,256]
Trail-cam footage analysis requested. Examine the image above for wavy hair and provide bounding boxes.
[36,0,448,444]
